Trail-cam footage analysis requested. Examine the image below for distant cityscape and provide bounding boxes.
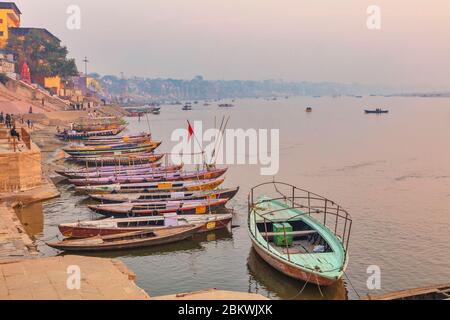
[92,74,449,104]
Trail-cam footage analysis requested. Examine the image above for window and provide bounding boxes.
[0,19,3,24]
[0,31,4,37]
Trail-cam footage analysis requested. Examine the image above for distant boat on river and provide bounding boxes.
[182,103,192,110]
[364,108,389,114]
[218,103,234,108]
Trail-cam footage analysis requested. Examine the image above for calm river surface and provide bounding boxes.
[18,96,450,299]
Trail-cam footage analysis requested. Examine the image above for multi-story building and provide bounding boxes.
[0,2,21,48]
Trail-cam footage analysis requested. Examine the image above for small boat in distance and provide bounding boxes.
[47,224,203,252]
[305,107,312,112]
[182,103,192,110]
[364,108,389,114]
[248,182,352,286]
[218,103,234,108]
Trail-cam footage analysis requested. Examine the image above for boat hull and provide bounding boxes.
[48,225,202,252]
[56,126,125,140]
[88,200,228,217]
[75,178,225,194]
[59,216,232,238]
[68,168,227,186]
[69,153,164,166]
[90,187,239,203]
[250,237,338,286]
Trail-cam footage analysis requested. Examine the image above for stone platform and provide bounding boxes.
[0,256,150,300]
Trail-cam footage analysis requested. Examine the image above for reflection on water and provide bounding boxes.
[15,202,44,238]
[247,248,347,300]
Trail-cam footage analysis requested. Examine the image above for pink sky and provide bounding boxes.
[14,0,450,89]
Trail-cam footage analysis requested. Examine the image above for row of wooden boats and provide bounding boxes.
[48,121,240,252]
[51,116,354,288]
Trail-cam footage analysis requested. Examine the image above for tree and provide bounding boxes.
[5,29,78,79]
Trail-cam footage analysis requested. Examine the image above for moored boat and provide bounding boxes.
[63,141,161,157]
[68,167,227,186]
[84,133,152,145]
[56,163,182,179]
[75,177,225,194]
[46,224,203,252]
[248,182,352,286]
[56,126,126,140]
[68,153,164,166]
[58,213,233,238]
[88,198,229,217]
[90,187,239,203]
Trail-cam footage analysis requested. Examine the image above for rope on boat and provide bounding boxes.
[343,270,361,299]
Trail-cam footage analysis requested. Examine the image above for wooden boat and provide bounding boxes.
[46,224,203,252]
[56,163,182,179]
[83,138,153,147]
[56,126,126,140]
[85,133,151,145]
[305,107,312,112]
[75,177,225,194]
[90,187,239,203]
[73,123,122,132]
[363,283,450,300]
[58,213,233,238]
[364,108,389,114]
[68,153,164,166]
[248,182,352,286]
[88,198,229,217]
[63,141,161,157]
[68,167,227,186]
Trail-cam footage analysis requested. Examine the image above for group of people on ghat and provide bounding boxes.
[0,106,35,142]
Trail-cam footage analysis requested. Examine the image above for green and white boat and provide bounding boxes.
[248,182,352,286]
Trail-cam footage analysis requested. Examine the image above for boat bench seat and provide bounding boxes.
[261,230,317,237]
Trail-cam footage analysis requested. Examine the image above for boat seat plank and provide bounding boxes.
[260,230,317,237]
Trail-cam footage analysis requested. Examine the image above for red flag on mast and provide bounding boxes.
[187,120,194,141]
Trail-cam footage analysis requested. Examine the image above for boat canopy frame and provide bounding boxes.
[248,181,352,267]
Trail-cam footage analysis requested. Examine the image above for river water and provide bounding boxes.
[17,96,450,299]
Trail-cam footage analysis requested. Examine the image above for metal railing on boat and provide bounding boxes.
[248,181,352,271]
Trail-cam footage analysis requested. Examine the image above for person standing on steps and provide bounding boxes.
[5,113,11,128]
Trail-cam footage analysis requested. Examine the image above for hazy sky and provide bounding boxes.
[14,0,450,88]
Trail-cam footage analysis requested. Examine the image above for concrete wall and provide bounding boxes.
[0,143,42,192]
